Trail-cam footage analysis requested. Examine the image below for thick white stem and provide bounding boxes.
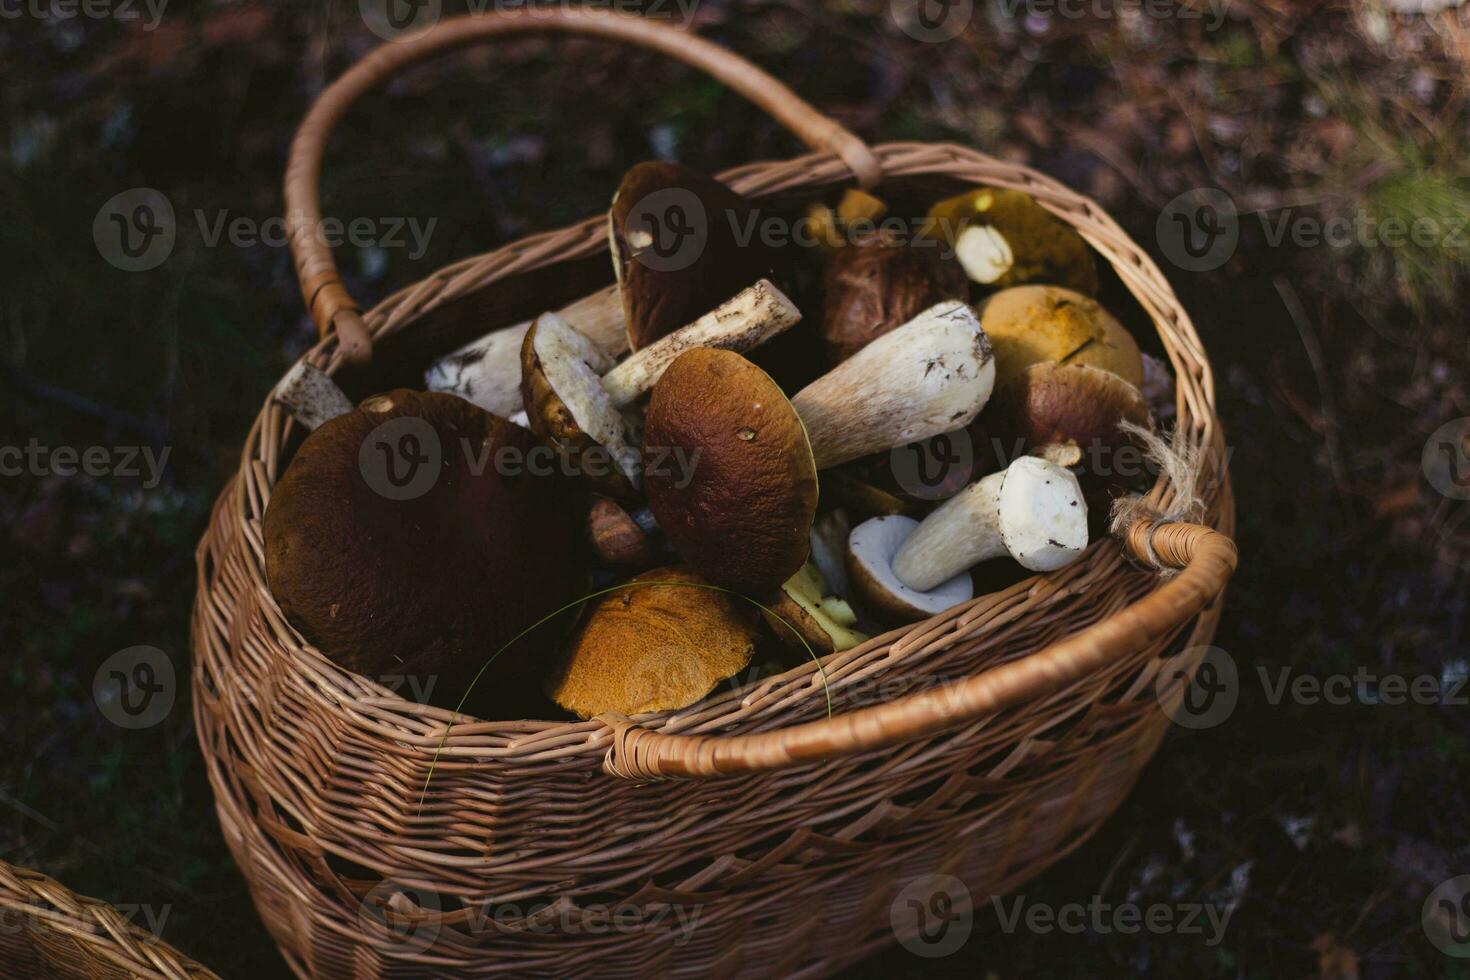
[599,280,800,407]
[791,301,995,469]
[273,363,353,431]
[891,470,1006,591]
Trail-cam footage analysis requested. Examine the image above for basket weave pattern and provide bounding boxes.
[0,860,218,980]
[191,12,1236,978]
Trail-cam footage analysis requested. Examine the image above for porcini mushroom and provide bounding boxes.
[893,455,1089,589]
[424,284,624,418]
[978,285,1143,392]
[998,362,1152,468]
[521,279,800,497]
[846,515,974,621]
[926,187,1098,295]
[819,230,968,364]
[547,567,759,718]
[610,161,780,351]
[263,385,588,712]
[642,301,995,594]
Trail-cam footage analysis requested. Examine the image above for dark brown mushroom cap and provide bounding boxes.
[263,389,588,712]
[999,362,1152,466]
[609,161,778,351]
[820,230,969,365]
[547,566,759,719]
[641,349,818,596]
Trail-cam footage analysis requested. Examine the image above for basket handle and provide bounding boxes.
[285,9,882,363]
[600,520,1237,780]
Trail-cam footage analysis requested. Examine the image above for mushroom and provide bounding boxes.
[424,284,624,418]
[926,187,1098,295]
[641,301,995,593]
[587,496,659,570]
[263,384,588,713]
[997,362,1152,469]
[547,566,759,718]
[609,161,780,351]
[521,279,801,497]
[763,560,867,654]
[978,285,1143,393]
[845,516,974,621]
[819,229,968,364]
[897,455,1088,586]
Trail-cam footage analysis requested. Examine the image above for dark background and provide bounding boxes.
[2,0,1467,976]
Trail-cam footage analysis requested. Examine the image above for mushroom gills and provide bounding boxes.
[847,515,974,621]
[530,313,640,485]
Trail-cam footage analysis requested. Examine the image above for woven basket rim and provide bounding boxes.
[222,141,1227,754]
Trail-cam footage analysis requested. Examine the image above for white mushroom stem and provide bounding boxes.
[954,224,1015,284]
[599,280,800,406]
[273,363,352,431]
[791,301,995,469]
[892,456,1088,591]
[425,284,624,417]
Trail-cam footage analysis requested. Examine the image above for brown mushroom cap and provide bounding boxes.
[978,285,1143,392]
[263,389,588,712]
[999,362,1152,467]
[547,567,759,718]
[641,348,818,596]
[609,161,778,351]
[820,230,969,364]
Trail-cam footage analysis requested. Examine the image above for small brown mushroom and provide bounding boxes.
[609,161,780,351]
[819,230,968,364]
[998,362,1152,469]
[587,497,658,570]
[547,567,759,718]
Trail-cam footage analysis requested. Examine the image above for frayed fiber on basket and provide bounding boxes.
[1110,421,1207,578]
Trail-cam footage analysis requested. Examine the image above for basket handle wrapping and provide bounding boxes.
[600,520,1237,780]
[285,8,882,363]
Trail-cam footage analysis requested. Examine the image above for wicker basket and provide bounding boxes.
[0,859,219,980]
[191,9,1238,978]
